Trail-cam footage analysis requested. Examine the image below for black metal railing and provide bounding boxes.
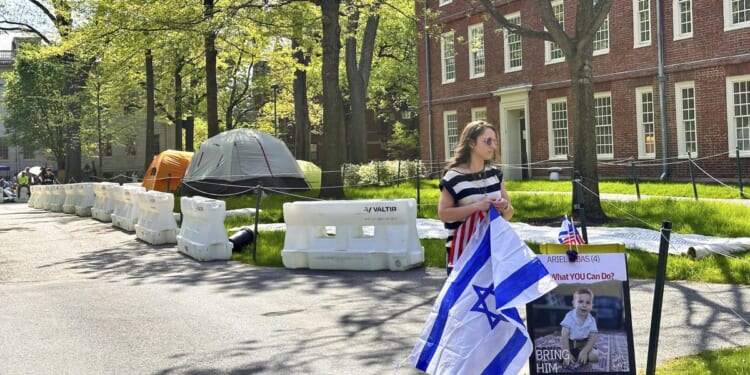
[0,50,16,65]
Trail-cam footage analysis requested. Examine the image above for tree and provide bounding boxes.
[312,0,347,198]
[477,0,613,223]
[383,121,420,160]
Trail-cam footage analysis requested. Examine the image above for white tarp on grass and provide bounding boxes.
[252,218,750,259]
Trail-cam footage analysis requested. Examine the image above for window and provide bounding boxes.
[468,24,485,79]
[126,136,137,156]
[547,98,569,159]
[441,32,456,83]
[675,82,697,157]
[634,0,651,47]
[105,138,113,157]
[504,13,522,72]
[0,137,8,159]
[594,93,613,158]
[593,14,609,55]
[22,144,35,160]
[439,0,452,6]
[153,134,160,155]
[636,87,656,159]
[471,107,487,121]
[724,0,750,30]
[727,75,750,156]
[444,111,458,159]
[310,143,318,161]
[673,0,693,40]
[545,1,565,64]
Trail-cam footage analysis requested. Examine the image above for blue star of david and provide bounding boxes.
[470,283,506,329]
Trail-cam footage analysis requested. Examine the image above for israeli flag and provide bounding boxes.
[408,207,557,374]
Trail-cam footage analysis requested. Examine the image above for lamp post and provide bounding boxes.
[271,83,280,137]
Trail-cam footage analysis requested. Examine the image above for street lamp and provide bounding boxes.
[399,101,416,120]
[271,83,280,137]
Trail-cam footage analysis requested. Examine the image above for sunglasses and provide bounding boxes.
[481,138,498,147]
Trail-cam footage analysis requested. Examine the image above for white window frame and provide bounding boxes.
[724,0,750,31]
[441,31,456,84]
[633,0,651,47]
[726,75,750,157]
[673,0,693,40]
[545,0,565,64]
[439,0,452,6]
[468,23,485,79]
[594,92,614,159]
[675,81,698,158]
[593,13,609,56]
[635,87,656,159]
[444,111,459,160]
[547,98,569,160]
[471,107,487,122]
[503,12,522,73]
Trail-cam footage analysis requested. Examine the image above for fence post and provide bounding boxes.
[252,186,263,262]
[572,172,588,243]
[166,172,172,192]
[631,159,641,200]
[687,152,698,200]
[737,148,746,199]
[646,221,672,375]
[397,160,402,186]
[416,162,421,206]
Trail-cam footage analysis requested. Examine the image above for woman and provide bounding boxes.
[438,120,514,274]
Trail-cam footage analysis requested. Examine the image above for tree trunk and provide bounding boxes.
[345,5,379,164]
[174,59,183,150]
[569,54,607,223]
[145,49,156,171]
[185,116,195,151]
[317,0,346,199]
[204,0,220,138]
[292,39,311,161]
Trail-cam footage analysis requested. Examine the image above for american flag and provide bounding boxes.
[448,210,486,267]
[558,215,586,244]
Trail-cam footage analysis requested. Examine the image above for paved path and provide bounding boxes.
[0,203,748,374]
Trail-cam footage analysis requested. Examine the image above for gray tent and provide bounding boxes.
[181,129,309,197]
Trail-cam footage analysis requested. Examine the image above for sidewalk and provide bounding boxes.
[0,202,748,374]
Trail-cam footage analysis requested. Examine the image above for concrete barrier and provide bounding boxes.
[134,190,178,245]
[110,185,145,232]
[27,185,40,208]
[281,198,424,271]
[177,196,232,261]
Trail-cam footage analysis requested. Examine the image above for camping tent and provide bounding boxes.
[142,150,194,192]
[181,129,309,197]
[296,160,322,190]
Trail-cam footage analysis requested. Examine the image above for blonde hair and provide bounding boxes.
[445,120,497,171]
[574,287,594,300]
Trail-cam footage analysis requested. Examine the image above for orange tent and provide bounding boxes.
[142,150,194,192]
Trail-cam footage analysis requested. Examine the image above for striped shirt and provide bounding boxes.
[439,166,503,266]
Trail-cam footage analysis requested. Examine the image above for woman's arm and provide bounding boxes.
[437,188,492,223]
[490,182,514,220]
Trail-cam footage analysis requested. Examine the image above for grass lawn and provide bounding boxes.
[645,346,750,375]
[225,179,750,285]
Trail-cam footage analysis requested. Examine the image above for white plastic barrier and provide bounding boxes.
[75,183,96,217]
[42,185,56,210]
[110,185,145,231]
[48,185,68,212]
[27,185,40,207]
[135,190,178,245]
[177,196,232,261]
[16,185,30,203]
[32,185,48,209]
[62,183,80,214]
[91,182,118,222]
[281,198,424,271]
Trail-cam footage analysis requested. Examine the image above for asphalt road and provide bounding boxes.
[1,202,748,374]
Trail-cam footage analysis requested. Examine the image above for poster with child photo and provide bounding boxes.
[526,253,636,374]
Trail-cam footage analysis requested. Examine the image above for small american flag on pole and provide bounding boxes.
[558,215,586,245]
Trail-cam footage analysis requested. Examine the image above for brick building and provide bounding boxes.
[417,0,750,182]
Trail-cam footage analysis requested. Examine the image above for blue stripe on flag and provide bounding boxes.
[493,257,551,309]
[482,328,529,375]
[416,224,492,371]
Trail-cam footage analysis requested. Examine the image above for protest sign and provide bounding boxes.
[527,253,636,374]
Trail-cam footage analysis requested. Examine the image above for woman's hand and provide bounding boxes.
[474,198,492,212]
[491,197,510,212]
